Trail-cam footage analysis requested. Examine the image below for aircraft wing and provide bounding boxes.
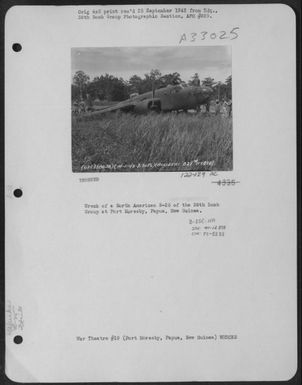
[90,99,136,116]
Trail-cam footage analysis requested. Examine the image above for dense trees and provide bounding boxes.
[72,70,232,102]
[201,77,215,88]
[72,71,90,100]
[87,74,128,101]
[211,76,232,100]
[225,75,232,99]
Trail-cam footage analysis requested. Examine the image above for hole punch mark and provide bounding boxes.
[12,43,22,52]
[13,189,23,198]
[14,335,23,344]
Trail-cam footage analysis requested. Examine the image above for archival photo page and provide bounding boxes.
[4,4,297,383]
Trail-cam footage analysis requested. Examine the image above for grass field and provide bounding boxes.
[72,112,233,172]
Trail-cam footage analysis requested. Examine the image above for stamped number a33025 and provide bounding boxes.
[179,27,239,44]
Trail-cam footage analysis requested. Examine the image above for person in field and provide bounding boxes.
[215,99,221,115]
[224,99,232,117]
[227,99,232,117]
[72,101,79,114]
[79,101,86,113]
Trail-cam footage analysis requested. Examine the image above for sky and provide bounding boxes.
[71,46,231,83]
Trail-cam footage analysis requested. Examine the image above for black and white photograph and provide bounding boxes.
[72,46,232,172]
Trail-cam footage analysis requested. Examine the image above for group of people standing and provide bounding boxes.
[213,98,232,117]
[72,100,87,114]
[72,94,94,114]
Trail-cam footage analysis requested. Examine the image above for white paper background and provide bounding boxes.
[5,4,297,382]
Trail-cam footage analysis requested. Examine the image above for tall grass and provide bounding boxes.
[72,112,232,172]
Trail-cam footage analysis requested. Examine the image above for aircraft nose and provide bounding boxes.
[195,86,213,104]
[202,86,213,94]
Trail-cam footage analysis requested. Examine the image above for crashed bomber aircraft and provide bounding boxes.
[89,84,214,116]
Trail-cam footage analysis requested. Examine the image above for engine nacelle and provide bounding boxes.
[133,98,161,114]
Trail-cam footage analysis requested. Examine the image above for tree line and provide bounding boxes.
[72,69,232,102]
